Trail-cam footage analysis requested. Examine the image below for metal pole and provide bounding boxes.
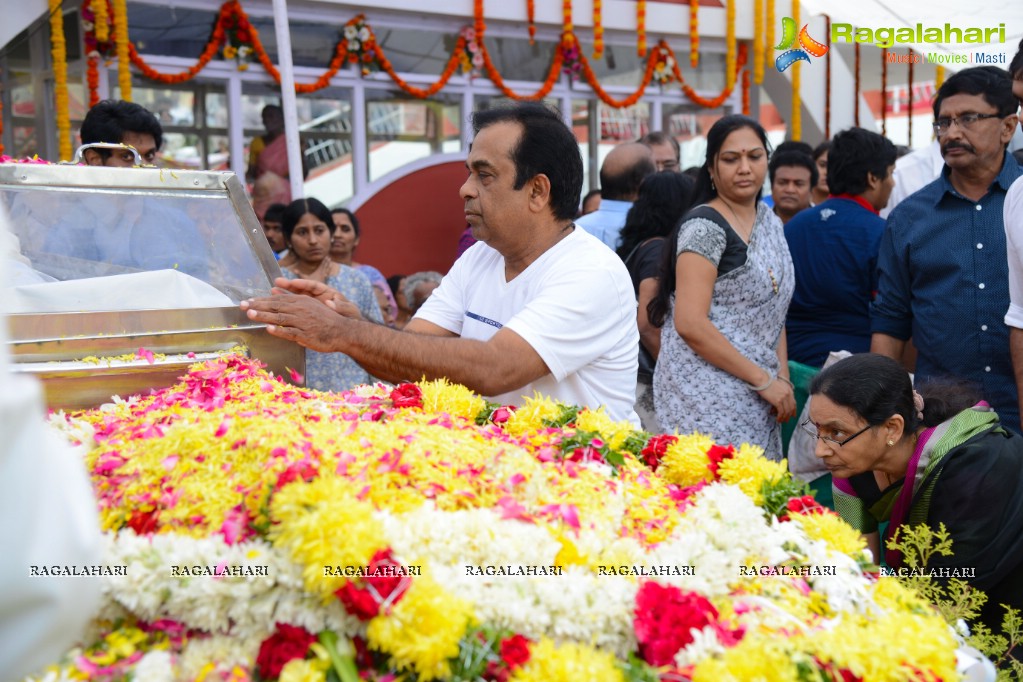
[271,0,304,200]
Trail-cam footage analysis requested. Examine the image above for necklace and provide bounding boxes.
[292,257,332,282]
[717,197,755,241]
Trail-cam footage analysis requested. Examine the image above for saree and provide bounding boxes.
[251,135,291,220]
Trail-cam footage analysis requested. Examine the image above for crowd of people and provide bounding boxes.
[28,40,1023,634]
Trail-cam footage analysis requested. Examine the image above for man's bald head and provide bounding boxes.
[599,142,656,201]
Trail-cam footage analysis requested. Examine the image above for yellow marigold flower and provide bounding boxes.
[573,408,634,451]
[692,633,801,681]
[792,510,866,558]
[509,638,625,682]
[504,394,564,436]
[717,444,787,505]
[657,432,716,487]
[366,576,475,681]
[417,377,486,421]
[223,45,238,59]
[270,477,384,599]
[279,657,329,682]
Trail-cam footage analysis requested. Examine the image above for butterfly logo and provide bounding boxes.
[775,17,829,72]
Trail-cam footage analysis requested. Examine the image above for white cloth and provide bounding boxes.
[1003,177,1023,328]
[0,207,103,681]
[880,141,945,219]
[415,227,640,423]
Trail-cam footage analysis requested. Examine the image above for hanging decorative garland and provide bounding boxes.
[49,0,72,161]
[742,68,751,115]
[93,0,109,42]
[113,0,131,100]
[824,14,831,139]
[689,0,699,67]
[765,0,774,69]
[0,68,5,155]
[526,0,536,44]
[725,0,736,90]
[854,41,861,127]
[83,0,117,107]
[880,47,888,138]
[637,0,647,57]
[592,0,603,59]
[753,0,764,84]
[790,0,800,140]
[907,49,914,145]
[111,0,742,110]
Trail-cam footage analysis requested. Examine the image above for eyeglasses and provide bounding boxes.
[799,419,874,447]
[931,113,1002,136]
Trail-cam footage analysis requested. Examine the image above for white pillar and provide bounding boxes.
[271,0,304,200]
[227,75,245,181]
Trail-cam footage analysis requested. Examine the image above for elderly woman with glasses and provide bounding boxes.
[805,353,1023,634]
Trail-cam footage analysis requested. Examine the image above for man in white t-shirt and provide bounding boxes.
[1002,37,1023,430]
[243,103,640,423]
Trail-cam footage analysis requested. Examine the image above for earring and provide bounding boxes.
[887,439,895,446]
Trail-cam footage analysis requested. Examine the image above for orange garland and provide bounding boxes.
[93,0,110,42]
[689,0,699,68]
[636,0,647,57]
[87,56,101,107]
[742,68,751,115]
[118,0,741,110]
[592,0,603,59]
[526,0,536,44]
[113,0,131,100]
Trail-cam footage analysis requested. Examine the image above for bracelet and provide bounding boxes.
[749,373,775,392]
[777,376,794,389]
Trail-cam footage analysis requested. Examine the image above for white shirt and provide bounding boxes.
[880,141,945,219]
[415,227,640,423]
[1003,177,1023,328]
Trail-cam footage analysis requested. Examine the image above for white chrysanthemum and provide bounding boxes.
[343,25,358,40]
[131,650,175,682]
[178,634,264,679]
[674,625,727,668]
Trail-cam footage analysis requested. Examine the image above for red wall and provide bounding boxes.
[354,161,468,279]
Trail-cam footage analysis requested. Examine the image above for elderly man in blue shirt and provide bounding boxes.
[872,66,1022,428]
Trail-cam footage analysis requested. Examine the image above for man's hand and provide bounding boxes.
[241,292,348,352]
[271,277,364,320]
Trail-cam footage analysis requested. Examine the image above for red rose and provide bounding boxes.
[127,508,159,534]
[255,623,317,678]
[706,443,735,478]
[277,461,317,489]
[235,28,251,44]
[483,661,511,682]
[499,634,531,669]
[389,383,423,409]
[640,434,678,470]
[784,494,825,519]
[491,406,515,424]
[634,581,719,667]
[335,549,410,620]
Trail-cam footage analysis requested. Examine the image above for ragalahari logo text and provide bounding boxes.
[775,17,829,72]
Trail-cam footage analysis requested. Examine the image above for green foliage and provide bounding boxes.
[619,653,661,682]
[758,476,811,520]
[886,523,1023,673]
[542,404,582,429]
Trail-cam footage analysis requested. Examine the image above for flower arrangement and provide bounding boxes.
[652,45,676,86]
[221,4,255,71]
[458,26,483,78]
[82,0,116,61]
[25,354,971,681]
[343,15,378,76]
[560,34,582,81]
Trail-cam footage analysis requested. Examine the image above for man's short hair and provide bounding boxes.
[80,100,163,160]
[263,203,287,225]
[638,131,681,161]
[599,148,656,201]
[470,103,583,222]
[402,271,443,311]
[826,127,898,196]
[772,140,814,158]
[768,150,819,188]
[932,66,1017,119]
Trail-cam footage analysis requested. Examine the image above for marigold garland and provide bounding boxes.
[526,0,536,44]
[636,0,647,57]
[854,42,861,127]
[824,14,831,139]
[725,0,736,90]
[742,68,751,115]
[49,0,72,161]
[0,75,4,156]
[592,0,603,59]
[752,0,764,84]
[669,41,748,109]
[113,0,131,100]
[92,0,110,43]
[907,49,914,144]
[880,47,888,138]
[689,0,699,67]
[790,0,800,140]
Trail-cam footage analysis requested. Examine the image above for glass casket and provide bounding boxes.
[1,162,304,409]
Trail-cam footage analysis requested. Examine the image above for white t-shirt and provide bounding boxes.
[1003,177,1023,328]
[415,227,640,423]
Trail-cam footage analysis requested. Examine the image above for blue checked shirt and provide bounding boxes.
[872,153,1022,428]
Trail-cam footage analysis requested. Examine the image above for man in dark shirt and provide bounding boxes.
[786,128,897,368]
[872,66,1022,427]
